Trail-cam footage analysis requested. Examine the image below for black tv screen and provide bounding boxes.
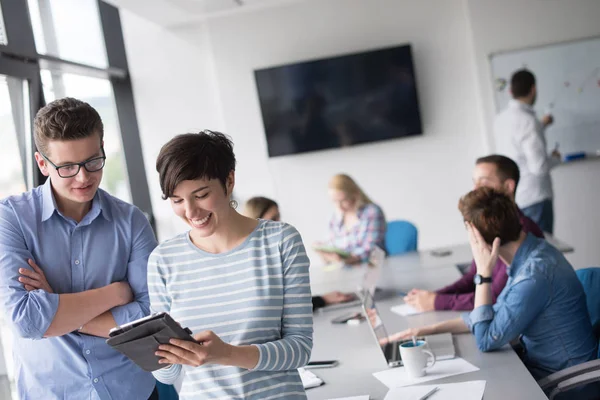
[254,44,422,157]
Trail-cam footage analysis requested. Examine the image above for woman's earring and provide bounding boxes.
[229,199,238,209]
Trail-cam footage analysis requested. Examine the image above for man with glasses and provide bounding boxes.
[0,98,158,399]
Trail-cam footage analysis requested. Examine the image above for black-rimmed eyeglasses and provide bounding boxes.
[41,148,106,178]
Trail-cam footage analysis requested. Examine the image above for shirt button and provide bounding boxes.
[85,350,91,355]
[75,260,80,265]
[93,378,99,384]
[492,335,498,340]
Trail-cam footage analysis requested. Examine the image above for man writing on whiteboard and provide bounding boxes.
[494,69,561,234]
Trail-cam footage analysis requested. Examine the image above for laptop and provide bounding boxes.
[319,246,386,311]
[362,291,456,367]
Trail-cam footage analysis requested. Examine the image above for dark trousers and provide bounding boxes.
[148,386,159,400]
[522,199,554,234]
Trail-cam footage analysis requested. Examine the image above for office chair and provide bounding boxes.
[385,220,418,256]
[538,267,600,399]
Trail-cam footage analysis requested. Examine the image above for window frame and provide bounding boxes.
[0,0,155,231]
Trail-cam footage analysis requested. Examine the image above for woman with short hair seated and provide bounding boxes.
[244,196,355,311]
[388,187,597,398]
[316,174,386,265]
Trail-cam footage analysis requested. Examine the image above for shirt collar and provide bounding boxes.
[509,98,534,114]
[41,178,57,222]
[507,232,538,276]
[40,178,111,223]
[333,204,366,224]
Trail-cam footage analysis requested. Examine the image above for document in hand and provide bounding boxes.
[106,312,196,372]
[314,246,351,258]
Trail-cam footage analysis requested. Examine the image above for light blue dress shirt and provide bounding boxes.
[463,233,597,380]
[0,178,157,400]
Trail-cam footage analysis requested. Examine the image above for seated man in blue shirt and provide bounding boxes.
[0,98,158,400]
[389,187,597,397]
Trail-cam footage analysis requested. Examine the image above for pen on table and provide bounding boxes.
[419,386,440,400]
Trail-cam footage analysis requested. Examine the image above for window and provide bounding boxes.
[41,70,131,202]
[0,75,31,198]
[0,2,7,46]
[0,74,32,400]
[27,0,108,67]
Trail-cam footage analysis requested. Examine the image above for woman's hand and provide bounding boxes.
[156,330,233,367]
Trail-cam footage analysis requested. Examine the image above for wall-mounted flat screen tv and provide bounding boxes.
[254,44,422,157]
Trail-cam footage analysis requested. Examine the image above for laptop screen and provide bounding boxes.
[363,292,392,356]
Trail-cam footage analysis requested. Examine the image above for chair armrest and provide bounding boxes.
[549,370,600,400]
[539,359,600,391]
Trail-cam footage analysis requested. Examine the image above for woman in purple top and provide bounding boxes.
[405,155,544,311]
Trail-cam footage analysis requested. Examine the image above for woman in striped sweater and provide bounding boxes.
[148,131,313,399]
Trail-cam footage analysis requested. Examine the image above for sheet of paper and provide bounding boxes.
[327,396,370,400]
[390,303,421,316]
[298,367,324,389]
[383,380,486,400]
[373,357,480,388]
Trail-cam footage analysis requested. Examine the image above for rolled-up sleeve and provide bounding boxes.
[252,225,313,371]
[0,203,59,339]
[111,209,157,326]
[465,278,548,352]
[147,249,183,384]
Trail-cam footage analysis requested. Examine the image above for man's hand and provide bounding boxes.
[551,149,562,160]
[387,327,423,343]
[404,289,436,312]
[466,222,500,277]
[322,291,356,305]
[19,259,54,293]
[541,114,554,127]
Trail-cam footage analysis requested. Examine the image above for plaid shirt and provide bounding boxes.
[329,203,386,261]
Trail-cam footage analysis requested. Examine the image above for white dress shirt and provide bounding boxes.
[494,99,560,208]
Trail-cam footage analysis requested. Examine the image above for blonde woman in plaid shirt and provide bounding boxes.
[316,174,386,265]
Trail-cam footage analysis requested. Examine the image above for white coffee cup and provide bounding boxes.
[399,340,436,378]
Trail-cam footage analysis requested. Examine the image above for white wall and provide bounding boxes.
[120,9,224,241]
[174,0,485,253]
[467,0,600,268]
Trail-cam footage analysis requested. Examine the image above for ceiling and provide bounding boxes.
[104,0,311,29]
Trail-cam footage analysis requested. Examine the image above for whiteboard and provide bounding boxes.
[490,37,600,155]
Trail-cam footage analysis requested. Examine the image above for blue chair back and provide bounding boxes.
[576,267,600,358]
[385,220,418,256]
[156,382,179,400]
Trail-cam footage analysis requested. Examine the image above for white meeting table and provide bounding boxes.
[307,261,548,400]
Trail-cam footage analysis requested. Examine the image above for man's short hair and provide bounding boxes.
[156,130,236,199]
[34,97,104,155]
[476,154,520,189]
[458,187,522,245]
[510,69,536,98]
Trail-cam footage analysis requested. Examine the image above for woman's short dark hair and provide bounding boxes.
[458,187,522,245]
[245,197,278,219]
[156,130,236,199]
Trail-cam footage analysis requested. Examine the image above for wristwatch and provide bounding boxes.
[473,274,492,285]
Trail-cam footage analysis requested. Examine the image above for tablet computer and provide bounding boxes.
[106,312,195,372]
